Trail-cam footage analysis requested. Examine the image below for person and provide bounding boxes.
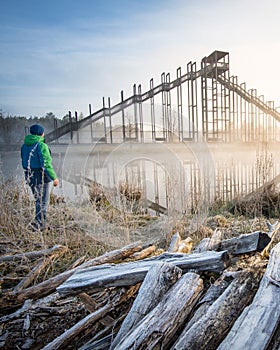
[21,124,59,230]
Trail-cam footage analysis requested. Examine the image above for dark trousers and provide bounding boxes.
[30,182,51,229]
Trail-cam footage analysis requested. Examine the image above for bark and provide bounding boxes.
[261,221,280,258]
[67,256,87,270]
[267,321,280,350]
[42,286,139,350]
[13,246,68,292]
[168,232,181,252]
[172,269,262,350]
[0,244,68,262]
[110,261,182,348]
[131,245,156,260]
[180,271,235,334]
[113,272,203,350]
[0,242,142,310]
[80,334,113,350]
[42,303,113,350]
[217,242,280,350]
[79,292,115,327]
[218,231,271,255]
[194,230,223,253]
[57,250,229,297]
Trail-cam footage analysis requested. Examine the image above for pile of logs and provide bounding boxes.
[1,225,280,350]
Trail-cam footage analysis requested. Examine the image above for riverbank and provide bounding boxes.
[1,175,280,348]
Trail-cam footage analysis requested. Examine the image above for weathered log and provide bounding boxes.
[0,244,68,262]
[177,237,193,253]
[78,292,99,313]
[111,261,182,348]
[0,299,33,323]
[113,272,203,350]
[0,292,61,326]
[13,258,47,292]
[42,303,113,350]
[194,229,223,253]
[180,271,234,334]
[168,232,193,253]
[57,250,229,297]
[217,242,280,350]
[80,334,113,350]
[80,242,142,269]
[151,250,230,272]
[218,231,271,255]
[261,221,280,258]
[79,292,115,327]
[0,242,142,310]
[42,285,139,350]
[131,245,156,260]
[268,321,280,350]
[168,232,181,252]
[172,269,262,350]
[67,256,87,270]
[13,246,68,292]
[195,230,271,255]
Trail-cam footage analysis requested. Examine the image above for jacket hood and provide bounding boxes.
[24,134,44,146]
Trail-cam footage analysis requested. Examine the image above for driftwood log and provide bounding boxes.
[113,272,203,350]
[41,303,113,350]
[43,305,105,349]
[78,292,116,330]
[168,232,193,253]
[196,231,271,255]
[110,261,182,348]
[177,271,234,334]
[57,250,229,297]
[1,225,279,350]
[80,334,113,350]
[217,242,280,350]
[13,245,68,292]
[168,232,181,252]
[194,229,223,253]
[0,242,142,311]
[41,284,140,350]
[0,244,68,263]
[261,221,280,258]
[218,231,271,255]
[131,245,156,260]
[172,269,262,350]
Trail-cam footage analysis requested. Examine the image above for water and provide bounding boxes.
[2,141,280,215]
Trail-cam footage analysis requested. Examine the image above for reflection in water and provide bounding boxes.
[65,143,280,216]
[77,142,214,216]
[2,143,279,217]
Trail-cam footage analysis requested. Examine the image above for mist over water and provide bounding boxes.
[2,140,280,216]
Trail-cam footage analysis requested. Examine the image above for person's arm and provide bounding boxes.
[39,142,59,186]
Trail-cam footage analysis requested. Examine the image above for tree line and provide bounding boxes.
[0,112,70,145]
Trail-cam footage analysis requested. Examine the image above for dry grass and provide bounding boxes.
[0,177,109,284]
[1,167,280,290]
[228,145,280,218]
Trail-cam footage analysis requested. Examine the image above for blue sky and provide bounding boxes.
[1,0,280,118]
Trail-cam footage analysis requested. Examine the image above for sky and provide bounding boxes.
[1,0,280,118]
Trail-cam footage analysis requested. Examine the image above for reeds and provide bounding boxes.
[0,175,108,280]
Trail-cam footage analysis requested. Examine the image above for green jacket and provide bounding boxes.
[21,134,57,184]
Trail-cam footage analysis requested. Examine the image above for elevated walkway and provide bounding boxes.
[45,50,280,144]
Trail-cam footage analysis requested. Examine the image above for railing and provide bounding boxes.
[45,54,280,143]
